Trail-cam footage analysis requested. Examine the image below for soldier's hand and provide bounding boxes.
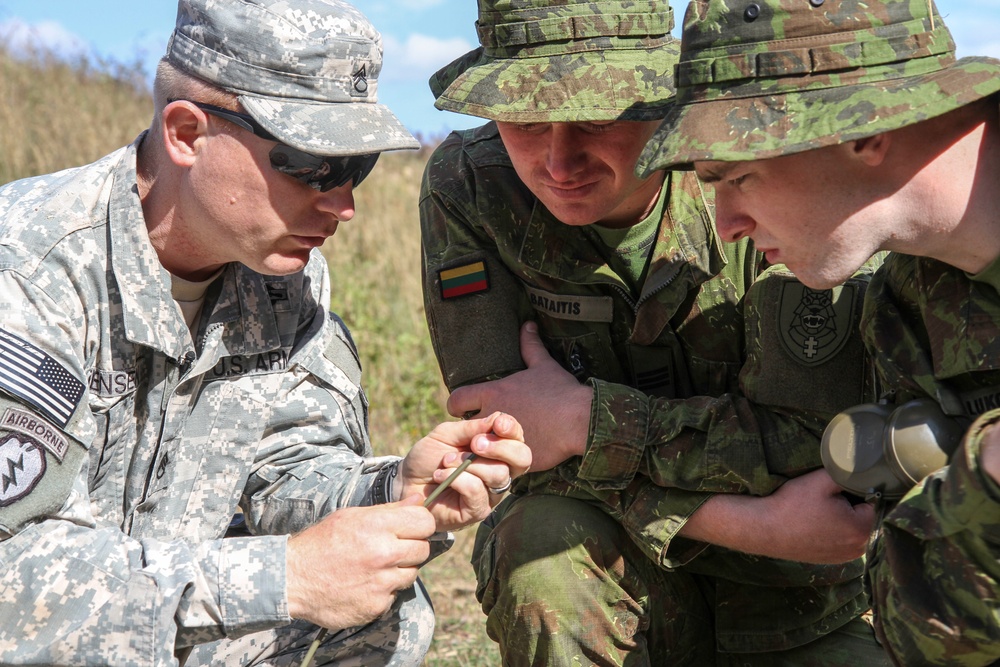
[285,498,435,630]
[681,468,875,564]
[399,411,531,530]
[446,321,592,471]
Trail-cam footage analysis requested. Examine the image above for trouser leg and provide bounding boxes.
[473,494,715,667]
[715,612,889,667]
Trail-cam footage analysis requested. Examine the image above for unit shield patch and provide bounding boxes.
[778,282,857,366]
[0,435,46,507]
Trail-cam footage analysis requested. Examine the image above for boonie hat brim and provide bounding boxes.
[432,41,681,123]
[638,56,1000,174]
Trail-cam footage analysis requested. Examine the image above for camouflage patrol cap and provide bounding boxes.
[637,0,1000,173]
[429,0,681,123]
[166,0,419,155]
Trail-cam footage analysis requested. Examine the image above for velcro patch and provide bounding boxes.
[1,408,68,462]
[440,262,490,299]
[0,434,47,507]
[778,282,857,366]
[265,281,290,304]
[0,328,84,427]
[524,285,614,323]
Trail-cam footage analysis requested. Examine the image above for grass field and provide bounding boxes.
[1,44,500,666]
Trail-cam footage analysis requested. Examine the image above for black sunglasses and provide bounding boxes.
[178,100,380,192]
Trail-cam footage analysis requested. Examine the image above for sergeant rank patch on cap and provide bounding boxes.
[439,261,489,299]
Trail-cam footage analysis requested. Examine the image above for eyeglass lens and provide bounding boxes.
[269,146,380,192]
[180,100,381,192]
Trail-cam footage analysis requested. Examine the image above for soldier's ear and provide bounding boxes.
[161,100,209,168]
[848,133,891,167]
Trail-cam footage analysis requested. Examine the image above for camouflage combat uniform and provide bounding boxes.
[862,248,1000,666]
[0,137,433,666]
[420,123,886,665]
[631,1,1000,665]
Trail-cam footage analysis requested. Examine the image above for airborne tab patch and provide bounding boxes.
[2,407,68,462]
[440,261,490,299]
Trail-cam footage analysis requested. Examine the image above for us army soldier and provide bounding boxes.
[0,1,529,665]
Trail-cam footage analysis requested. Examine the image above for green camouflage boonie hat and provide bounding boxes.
[429,0,681,123]
[637,0,1000,173]
[166,0,419,155]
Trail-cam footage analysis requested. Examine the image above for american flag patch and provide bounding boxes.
[0,329,84,428]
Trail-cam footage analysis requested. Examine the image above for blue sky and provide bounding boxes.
[0,0,997,139]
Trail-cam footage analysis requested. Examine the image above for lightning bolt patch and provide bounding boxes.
[0,435,46,507]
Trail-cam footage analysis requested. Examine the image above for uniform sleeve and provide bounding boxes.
[419,134,535,391]
[563,376,824,565]
[869,409,1000,666]
[572,264,879,561]
[0,272,290,664]
[861,259,1000,665]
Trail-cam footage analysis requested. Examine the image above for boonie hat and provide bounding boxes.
[637,0,1000,173]
[166,0,419,155]
[430,0,681,123]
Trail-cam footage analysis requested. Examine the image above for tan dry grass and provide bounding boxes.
[0,47,150,184]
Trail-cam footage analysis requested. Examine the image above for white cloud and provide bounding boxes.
[0,18,90,58]
[380,32,473,82]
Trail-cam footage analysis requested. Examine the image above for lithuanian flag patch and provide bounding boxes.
[439,261,489,299]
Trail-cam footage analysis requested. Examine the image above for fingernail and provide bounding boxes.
[496,413,511,431]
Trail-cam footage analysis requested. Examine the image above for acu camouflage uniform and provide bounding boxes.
[421,123,884,664]
[0,137,432,667]
[0,0,431,664]
[637,0,1000,664]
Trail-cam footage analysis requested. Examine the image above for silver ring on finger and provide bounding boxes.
[488,477,512,495]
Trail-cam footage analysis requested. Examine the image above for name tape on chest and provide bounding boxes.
[959,385,1000,417]
[524,285,614,323]
[88,368,137,398]
[0,328,84,428]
